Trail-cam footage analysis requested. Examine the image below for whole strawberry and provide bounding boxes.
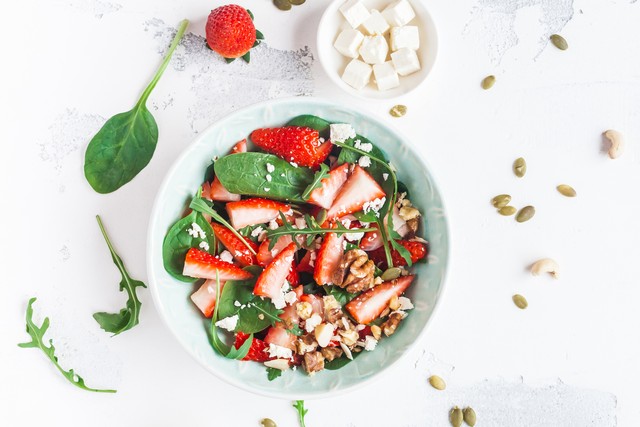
[250,126,333,169]
[206,5,263,63]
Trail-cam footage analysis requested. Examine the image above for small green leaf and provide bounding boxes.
[324,350,362,370]
[242,51,251,63]
[292,400,308,427]
[267,367,283,381]
[225,57,236,63]
[247,9,254,20]
[256,29,265,40]
[301,163,330,200]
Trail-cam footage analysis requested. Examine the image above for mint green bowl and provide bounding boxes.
[147,97,449,399]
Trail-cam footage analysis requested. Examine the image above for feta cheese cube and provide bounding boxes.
[341,58,372,90]
[330,123,357,142]
[390,26,419,51]
[359,35,388,65]
[361,10,390,35]
[334,29,364,59]
[339,0,371,28]
[391,47,421,76]
[373,61,400,91]
[382,0,416,27]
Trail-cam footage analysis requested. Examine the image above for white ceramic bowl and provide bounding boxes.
[317,0,438,100]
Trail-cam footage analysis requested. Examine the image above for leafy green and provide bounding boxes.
[324,350,362,370]
[162,209,217,282]
[267,367,282,381]
[214,153,315,202]
[93,215,146,335]
[292,400,308,427]
[286,115,332,135]
[301,163,330,200]
[84,19,189,194]
[18,298,117,393]
[322,285,358,306]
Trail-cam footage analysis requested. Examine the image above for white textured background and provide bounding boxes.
[2,0,639,425]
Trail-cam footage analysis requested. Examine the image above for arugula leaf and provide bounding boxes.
[19,298,117,393]
[84,19,189,194]
[93,215,146,335]
[301,163,330,200]
[322,285,358,306]
[214,153,315,202]
[324,350,362,370]
[266,367,283,381]
[292,400,308,427]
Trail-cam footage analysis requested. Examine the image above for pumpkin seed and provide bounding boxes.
[450,406,463,427]
[481,75,495,90]
[289,0,306,4]
[498,206,517,216]
[512,294,528,309]
[550,34,568,50]
[516,206,535,223]
[273,0,292,11]
[428,375,446,390]
[463,407,477,426]
[381,267,402,281]
[260,419,277,427]
[491,194,511,208]
[390,105,407,117]
[556,184,576,197]
[513,157,526,177]
[315,208,327,225]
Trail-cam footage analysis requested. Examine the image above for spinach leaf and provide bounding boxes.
[323,351,362,370]
[93,215,146,335]
[322,285,358,306]
[286,115,332,135]
[214,153,315,202]
[19,298,117,393]
[292,400,309,427]
[301,163,330,200]
[267,367,282,381]
[83,19,189,194]
[162,209,217,282]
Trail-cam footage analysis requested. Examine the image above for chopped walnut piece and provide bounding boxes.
[399,206,420,221]
[322,295,344,323]
[296,333,318,355]
[321,347,343,362]
[339,329,359,347]
[302,351,325,374]
[332,249,375,293]
[296,301,313,320]
[381,312,404,337]
[389,295,400,311]
[370,324,382,340]
[405,217,419,236]
[380,307,391,318]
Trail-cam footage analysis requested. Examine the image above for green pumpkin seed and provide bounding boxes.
[260,419,277,427]
[450,406,463,427]
[273,0,292,11]
[516,206,535,223]
[289,0,306,4]
[315,208,327,225]
[481,75,496,90]
[512,294,528,309]
[492,194,511,208]
[463,407,477,426]
[550,34,568,50]
[381,267,402,281]
[390,105,407,117]
[556,184,576,197]
[499,206,517,216]
[513,157,526,178]
[428,375,446,390]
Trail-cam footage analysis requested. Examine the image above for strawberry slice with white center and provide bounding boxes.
[209,176,241,202]
[264,325,296,351]
[211,222,258,266]
[183,248,253,281]
[327,165,386,220]
[254,242,297,300]
[345,275,415,324]
[359,224,383,251]
[313,232,344,286]
[226,198,291,229]
[308,163,349,209]
[190,279,226,318]
[230,138,247,154]
[257,235,293,267]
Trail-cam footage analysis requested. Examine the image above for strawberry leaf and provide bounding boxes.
[242,51,251,63]
[225,57,236,63]
[256,29,265,40]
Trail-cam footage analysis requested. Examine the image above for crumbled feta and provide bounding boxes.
[330,123,357,143]
[233,300,242,307]
[344,231,365,242]
[398,296,414,310]
[284,291,298,305]
[267,343,293,360]
[364,335,378,351]
[266,174,272,182]
[264,187,270,192]
[295,217,307,229]
[354,140,373,152]
[187,222,206,239]
[309,251,317,267]
[341,218,352,228]
[305,313,322,333]
[363,197,386,216]
[319,137,325,143]
[198,241,210,251]
[268,219,279,230]
[219,250,234,263]
[290,162,298,168]
[271,281,291,310]
[358,156,372,168]
[266,163,275,173]
[355,324,366,331]
[342,240,348,250]
[215,315,239,332]
[251,226,264,237]
[383,173,389,181]
[281,173,285,177]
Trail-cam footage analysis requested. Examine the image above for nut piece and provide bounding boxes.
[302,351,325,374]
[260,418,277,427]
[321,346,343,362]
[381,311,404,337]
[399,206,420,221]
[333,249,375,293]
[263,359,290,371]
[296,301,313,320]
[323,295,343,323]
[314,323,335,347]
[339,329,359,347]
[603,129,624,159]
[428,375,446,390]
[370,324,382,340]
[389,295,400,311]
[530,258,560,279]
[512,294,528,309]
[463,407,477,426]
[296,334,318,355]
[449,406,463,427]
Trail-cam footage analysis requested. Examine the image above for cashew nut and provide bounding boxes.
[530,258,560,279]
[603,129,624,159]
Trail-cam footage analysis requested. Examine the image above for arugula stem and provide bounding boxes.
[266,225,377,243]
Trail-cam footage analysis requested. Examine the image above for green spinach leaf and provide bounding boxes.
[286,115,332,135]
[323,350,362,370]
[322,285,358,306]
[267,367,283,381]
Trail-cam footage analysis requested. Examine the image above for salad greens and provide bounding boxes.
[301,163,330,200]
[84,19,189,194]
[292,400,308,427]
[18,298,117,393]
[266,367,282,381]
[93,215,146,335]
[209,273,252,360]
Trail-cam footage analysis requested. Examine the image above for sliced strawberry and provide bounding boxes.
[327,165,386,220]
[368,240,428,268]
[250,126,333,169]
[257,235,293,267]
[234,332,271,362]
[226,198,290,229]
[287,262,300,287]
[264,326,296,351]
[359,225,384,251]
[209,176,241,202]
[254,242,297,299]
[308,163,349,209]
[230,138,247,154]
[345,275,415,324]
[293,285,304,300]
[300,294,324,316]
[313,232,344,286]
[357,325,372,339]
[279,304,300,328]
[211,222,258,267]
[201,181,213,201]
[190,279,226,318]
[183,248,253,281]
[297,250,316,273]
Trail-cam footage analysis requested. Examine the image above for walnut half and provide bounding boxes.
[302,351,325,374]
[332,249,375,293]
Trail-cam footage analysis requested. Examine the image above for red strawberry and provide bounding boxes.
[368,240,428,268]
[234,332,271,362]
[345,275,415,324]
[257,235,293,267]
[211,222,258,266]
[327,166,386,220]
[292,285,304,300]
[300,294,324,316]
[209,176,241,202]
[230,138,247,154]
[190,279,226,318]
[359,226,383,251]
[279,304,300,328]
[308,163,349,209]
[226,198,290,229]
[201,181,213,201]
[183,248,253,281]
[254,242,297,299]
[313,232,344,285]
[264,326,296,351]
[297,250,316,273]
[287,262,300,287]
[206,5,256,60]
[250,126,333,169]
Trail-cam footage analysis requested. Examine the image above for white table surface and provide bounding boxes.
[2,0,640,426]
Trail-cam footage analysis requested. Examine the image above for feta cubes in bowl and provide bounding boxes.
[318,0,438,99]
